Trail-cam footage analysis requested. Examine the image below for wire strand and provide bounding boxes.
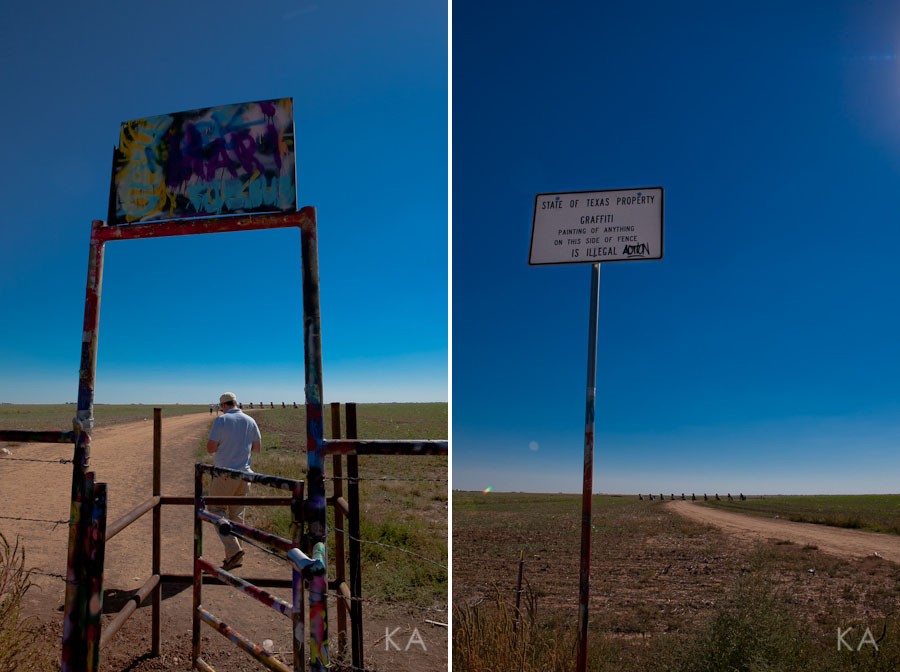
[0,515,69,529]
[328,525,447,571]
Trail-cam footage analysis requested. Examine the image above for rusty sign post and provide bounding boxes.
[529,187,663,672]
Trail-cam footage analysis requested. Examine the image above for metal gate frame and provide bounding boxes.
[62,208,328,671]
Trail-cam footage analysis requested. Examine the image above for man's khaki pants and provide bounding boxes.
[209,475,250,559]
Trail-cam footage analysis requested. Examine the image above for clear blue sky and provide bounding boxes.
[452,0,900,495]
[0,1,447,405]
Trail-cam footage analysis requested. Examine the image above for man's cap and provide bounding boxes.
[220,392,238,404]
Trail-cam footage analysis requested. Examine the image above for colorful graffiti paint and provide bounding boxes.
[110,98,296,224]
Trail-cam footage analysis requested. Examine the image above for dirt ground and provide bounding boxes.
[667,500,900,563]
[452,491,900,655]
[1,412,446,671]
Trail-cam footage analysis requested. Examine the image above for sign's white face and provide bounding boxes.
[529,187,664,265]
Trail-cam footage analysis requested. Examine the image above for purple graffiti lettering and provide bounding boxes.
[232,131,266,174]
[259,101,276,118]
[205,138,237,180]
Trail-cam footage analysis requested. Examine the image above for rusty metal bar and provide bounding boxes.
[161,573,293,588]
[192,462,204,666]
[0,430,76,443]
[94,208,313,243]
[197,463,303,492]
[106,496,160,540]
[161,495,294,506]
[290,477,305,671]
[99,574,160,649]
[346,403,363,671]
[324,439,448,456]
[330,401,348,657]
[194,657,216,672]
[85,480,107,672]
[152,407,162,656]
[197,606,293,672]
[332,496,350,517]
[198,509,296,555]
[196,558,293,617]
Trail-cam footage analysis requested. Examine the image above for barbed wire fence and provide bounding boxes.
[0,439,76,587]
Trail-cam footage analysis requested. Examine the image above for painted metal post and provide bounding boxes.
[300,208,329,670]
[192,465,204,666]
[576,263,600,672]
[63,219,106,671]
[85,480,108,672]
[330,402,348,656]
[291,477,305,671]
[152,408,162,656]
[346,403,364,671]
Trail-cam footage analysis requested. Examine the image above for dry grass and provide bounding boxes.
[453,585,576,672]
[0,533,58,672]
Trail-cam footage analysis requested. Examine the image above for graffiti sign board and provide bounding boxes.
[109,98,296,225]
[529,187,664,265]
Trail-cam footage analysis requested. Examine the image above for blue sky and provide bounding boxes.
[452,0,900,495]
[0,1,447,405]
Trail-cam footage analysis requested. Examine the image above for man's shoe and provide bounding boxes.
[222,550,244,570]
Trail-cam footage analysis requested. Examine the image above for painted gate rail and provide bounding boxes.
[192,463,312,671]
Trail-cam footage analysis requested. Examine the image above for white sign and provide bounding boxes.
[529,187,664,265]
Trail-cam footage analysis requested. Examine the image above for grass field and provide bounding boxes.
[453,491,900,671]
[0,403,208,432]
[702,494,900,535]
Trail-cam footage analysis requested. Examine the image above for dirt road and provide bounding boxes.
[668,500,900,564]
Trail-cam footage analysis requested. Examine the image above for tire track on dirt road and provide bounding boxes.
[668,500,900,564]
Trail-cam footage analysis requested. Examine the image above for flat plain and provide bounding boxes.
[453,492,900,671]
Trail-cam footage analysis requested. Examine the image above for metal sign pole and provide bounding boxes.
[577,262,600,672]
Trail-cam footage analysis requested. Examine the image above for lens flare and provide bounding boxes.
[482,485,494,494]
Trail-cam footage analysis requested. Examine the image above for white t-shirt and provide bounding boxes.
[208,409,261,470]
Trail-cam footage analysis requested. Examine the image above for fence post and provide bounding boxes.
[346,403,363,671]
[152,408,162,656]
[85,480,107,672]
[63,220,106,672]
[301,208,329,671]
[330,402,348,656]
[291,476,306,671]
[513,549,525,640]
[191,465,204,666]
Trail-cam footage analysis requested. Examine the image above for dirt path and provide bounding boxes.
[668,500,900,563]
[2,411,447,671]
[1,412,215,619]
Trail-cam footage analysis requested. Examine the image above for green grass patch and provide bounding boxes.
[702,494,900,535]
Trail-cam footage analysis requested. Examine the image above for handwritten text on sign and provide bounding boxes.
[110,98,296,225]
[529,187,663,265]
